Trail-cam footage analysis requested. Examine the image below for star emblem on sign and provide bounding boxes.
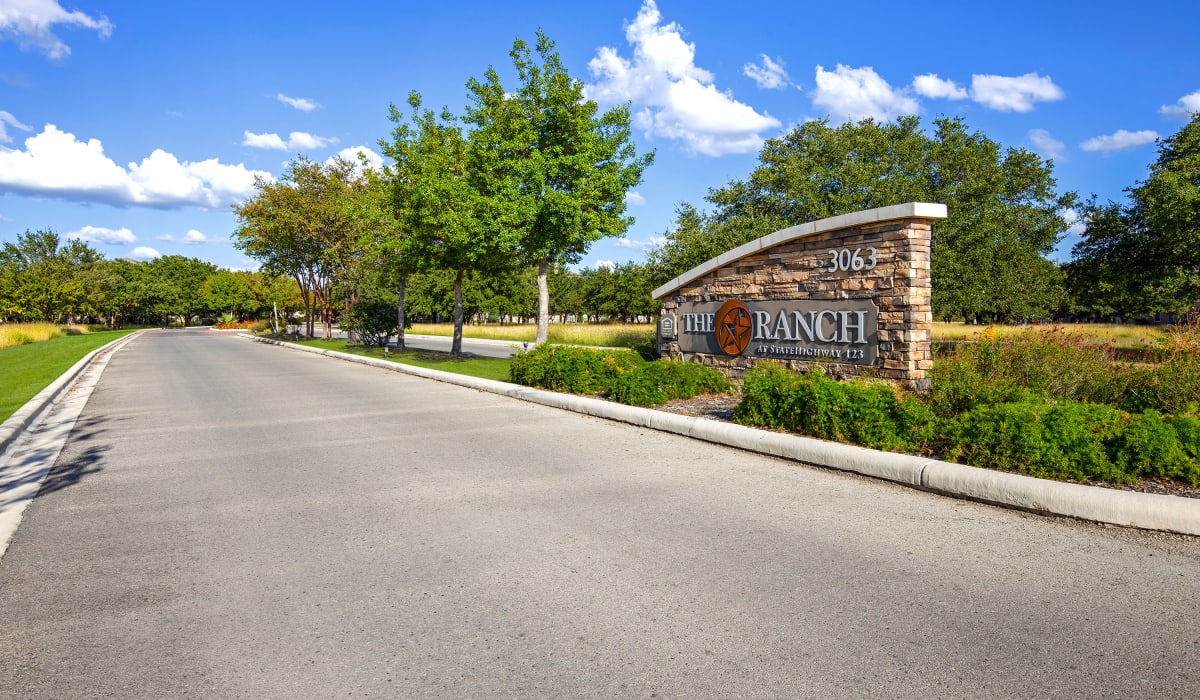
[715,299,753,356]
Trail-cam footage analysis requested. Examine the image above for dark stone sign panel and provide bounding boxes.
[673,299,879,365]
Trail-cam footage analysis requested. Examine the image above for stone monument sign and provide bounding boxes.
[652,202,947,390]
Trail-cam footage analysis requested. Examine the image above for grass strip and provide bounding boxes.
[0,330,137,422]
[296,339,512,383]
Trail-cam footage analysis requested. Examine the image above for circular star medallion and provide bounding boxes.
[714,299,753,356]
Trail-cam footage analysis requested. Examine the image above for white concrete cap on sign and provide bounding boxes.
[651,202,949,300]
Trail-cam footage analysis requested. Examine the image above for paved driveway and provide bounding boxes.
[1,330,1198,698]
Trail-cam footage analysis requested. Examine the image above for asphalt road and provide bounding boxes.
[2,330,1199,698]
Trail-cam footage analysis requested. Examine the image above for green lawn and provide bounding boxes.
[296,339,512,382]
[0,330,137,422]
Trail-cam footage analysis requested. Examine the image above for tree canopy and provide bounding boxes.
[1068,113,1200,316]
[650,115,1077,323]
[464,31,652,342]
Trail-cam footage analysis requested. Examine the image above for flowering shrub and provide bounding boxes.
[214,320,256,330]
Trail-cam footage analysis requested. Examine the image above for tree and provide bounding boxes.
[203,270,255,319]
[650,116,1075,323]
[384,93,513,356]
[234,157,371,339]
[146,255,217,326]
[1068,113,1200,316]
[0,229,101,322]
[464,31,652,344]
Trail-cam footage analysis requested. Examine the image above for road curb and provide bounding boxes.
[246,334,1200,536]
[0,330,144,458]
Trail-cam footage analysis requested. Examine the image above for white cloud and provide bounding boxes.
[625,190,646,206]
[586,0,781,156]
[0,124,271,209]
[595,259,616,271]
[67,225,135,245]
[1160,89,1200,119]
[326,145,384,173]
[156,234,173,241]
[744,55,791,90]
[1062,208,1085,237]
[277,93,320,112]
[0,0,113,59]
[1028,128,1066,161]
[182,229,208,245]
[242,130,338,151]
[970,73,1064,112]
[911,73,967,100]
[615,235,667,251]
[812,64,919,123]
[129,246,160,260]
[0,110,32,143]
[1080,129,1159,152]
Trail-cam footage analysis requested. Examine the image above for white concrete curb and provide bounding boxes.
[245,334,1200,536]
[0,330,144,459]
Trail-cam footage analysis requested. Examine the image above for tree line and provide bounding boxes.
[0,226,658,330]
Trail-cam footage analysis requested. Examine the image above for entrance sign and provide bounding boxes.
[652,202,947,390]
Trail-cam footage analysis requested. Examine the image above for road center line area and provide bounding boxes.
[2,330,1199,698]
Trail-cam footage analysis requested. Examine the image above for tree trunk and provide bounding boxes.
[451,268,465,357]
[396,276,407,350]
[536,256,550,344]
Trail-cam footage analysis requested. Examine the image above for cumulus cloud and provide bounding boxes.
[615,235,667,251]
[1028,128,1066,161]
[812,64,918,123]
[0,0,113,59]
[242,130,338,151]
[0,110,32,143]
[129,246,160,260]
[970,73,1064,112]
[1160,89,1200,119]
[744,55,791,90]
[586,0,781,156]
[595,260,616,271]
[182,229,208,245]
[625,190,646,206]
[326,145,384,173]
[0,124,271,209]
[67,225,135,245]
[1080,129,1159,152]
[277,93,320,112]
[911,74,967,100]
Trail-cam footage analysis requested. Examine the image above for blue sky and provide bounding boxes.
[2,0,1198,271]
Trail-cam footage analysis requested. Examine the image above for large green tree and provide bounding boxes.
[384,93,514,356]
[0,229,101,322]
[650,116,1075,323]
[1068,113,1200,316]
[464,31,652,343]
[234,157,372,338]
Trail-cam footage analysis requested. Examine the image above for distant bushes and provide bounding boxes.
[509,344,729,407]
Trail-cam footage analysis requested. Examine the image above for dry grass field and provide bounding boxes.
[931,322,1168,351]
[0,322,92,351]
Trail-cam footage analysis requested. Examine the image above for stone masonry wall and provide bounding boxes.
[657,214,935,390]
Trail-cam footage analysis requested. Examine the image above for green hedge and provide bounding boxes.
[509,344,729,407]
[734,363,1200,487]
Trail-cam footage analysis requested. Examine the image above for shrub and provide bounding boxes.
[342,298,398,347]
[508,344,643,395]
[942,401,1128,483]
[734,364,939,453]
[609,360,730,407]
